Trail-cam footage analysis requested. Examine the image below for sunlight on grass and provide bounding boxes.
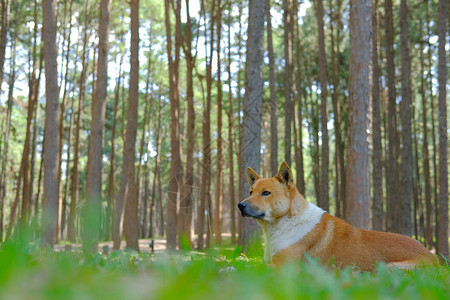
[0,236,449,300]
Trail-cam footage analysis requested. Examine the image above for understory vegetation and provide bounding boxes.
[1,235,449,300]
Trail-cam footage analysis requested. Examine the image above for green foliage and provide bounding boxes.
[0,237,449,300]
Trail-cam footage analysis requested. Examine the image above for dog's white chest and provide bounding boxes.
[263,203,324,262]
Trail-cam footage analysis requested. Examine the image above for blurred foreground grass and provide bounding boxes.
[0,236,449,300]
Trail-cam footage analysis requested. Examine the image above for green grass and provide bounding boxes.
[0,237,449,300]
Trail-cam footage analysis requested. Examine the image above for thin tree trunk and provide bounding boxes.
[85,0,112,250]
[181,0,195,245]
[42,0,60,247]
[266,0,277,176]
[384,0,398,233]
[345,0,371,229]
[399,0,413,236]
[436,0,448,258]
[149,94,163,238]
[198,0,215,250]
[227,3,236,244]
[283,0,292,166]
[293,0,305,195]
[371,0,383,230]
[68,2,90,242]
[214,0,223,246]
[315,0,329,212]
[240,0,265,249]
[3,42,16,238]
[329,0,344,216]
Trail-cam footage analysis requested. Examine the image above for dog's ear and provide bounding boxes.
[247,167,260,187]
[276,162,294,185]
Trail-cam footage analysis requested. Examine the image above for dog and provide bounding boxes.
[238,162,437,271]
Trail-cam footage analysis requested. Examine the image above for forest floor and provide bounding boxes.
[1,234,449,300]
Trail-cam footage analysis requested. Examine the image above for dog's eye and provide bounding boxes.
[249,191,253,195]
[262,191,271,196]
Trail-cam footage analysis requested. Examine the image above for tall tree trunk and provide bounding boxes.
[384,0,398,233]
[399,0,413,236]
[198,0,215,250]
[42,0,60,247]
[69,3,90,242]
[436,0,448,258]
[283,0,292,166]
[181,0,195,245]
[266,0,277,176]
[371,0,383,230]
[149,93,163,238]
[345,0,371,229]
[165,0,183,250]
[1,41,15,240]
[240,0,265,249]
[214,0,223,246]
[329,0,344,216]
[315,0,329,212]
[85,0,112,250]
[227,3,236,244]
[122,0,140,251]
[293,0,305,195]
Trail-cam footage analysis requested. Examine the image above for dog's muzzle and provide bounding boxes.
[238,202,265,219]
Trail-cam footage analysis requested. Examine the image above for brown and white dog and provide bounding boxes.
[238,162,437,271]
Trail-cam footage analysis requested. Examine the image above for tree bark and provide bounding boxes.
[399,0,413,236]
[315,0,329,212]
[266,0,277,176]
[42,0,60,247]
[371,0,383,231]
[227,4,236,244]
[122,0,140,251]
[165,0,183,250]
[345,0,371,229]
[85,0,112,250]
[0,0,9,91]
[181,0,195,245]
[384,0,398,233]
[283,0,292,166]
[436,0,448,258]
[240,0,265,248]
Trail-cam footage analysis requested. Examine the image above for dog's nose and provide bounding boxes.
[238,202,247,212]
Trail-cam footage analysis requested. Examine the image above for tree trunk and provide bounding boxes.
[42,0,60,247]
[329,0,344,217]
[122,0,140,251]
[149,93,163,238]
[85,0,112,250]
[240,0,265,248]
[165,0,183,250]
[68,1,89,243]
[384,0,398,233]
[436,0,448,258]
[198,0,215,250]
[227,4,236,244]
[371,0,383,230]
[315,0,329,212]
[181,0,195,245]
[283,0,292,166]
[293,0,305,196]
[214,0,223,246]
[399,0,413,237]
[266,0,277,176]
[345,0,371,229]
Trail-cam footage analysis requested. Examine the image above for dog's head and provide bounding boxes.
[238,162,299,223]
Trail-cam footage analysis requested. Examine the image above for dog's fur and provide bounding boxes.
[238,162,437,271]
